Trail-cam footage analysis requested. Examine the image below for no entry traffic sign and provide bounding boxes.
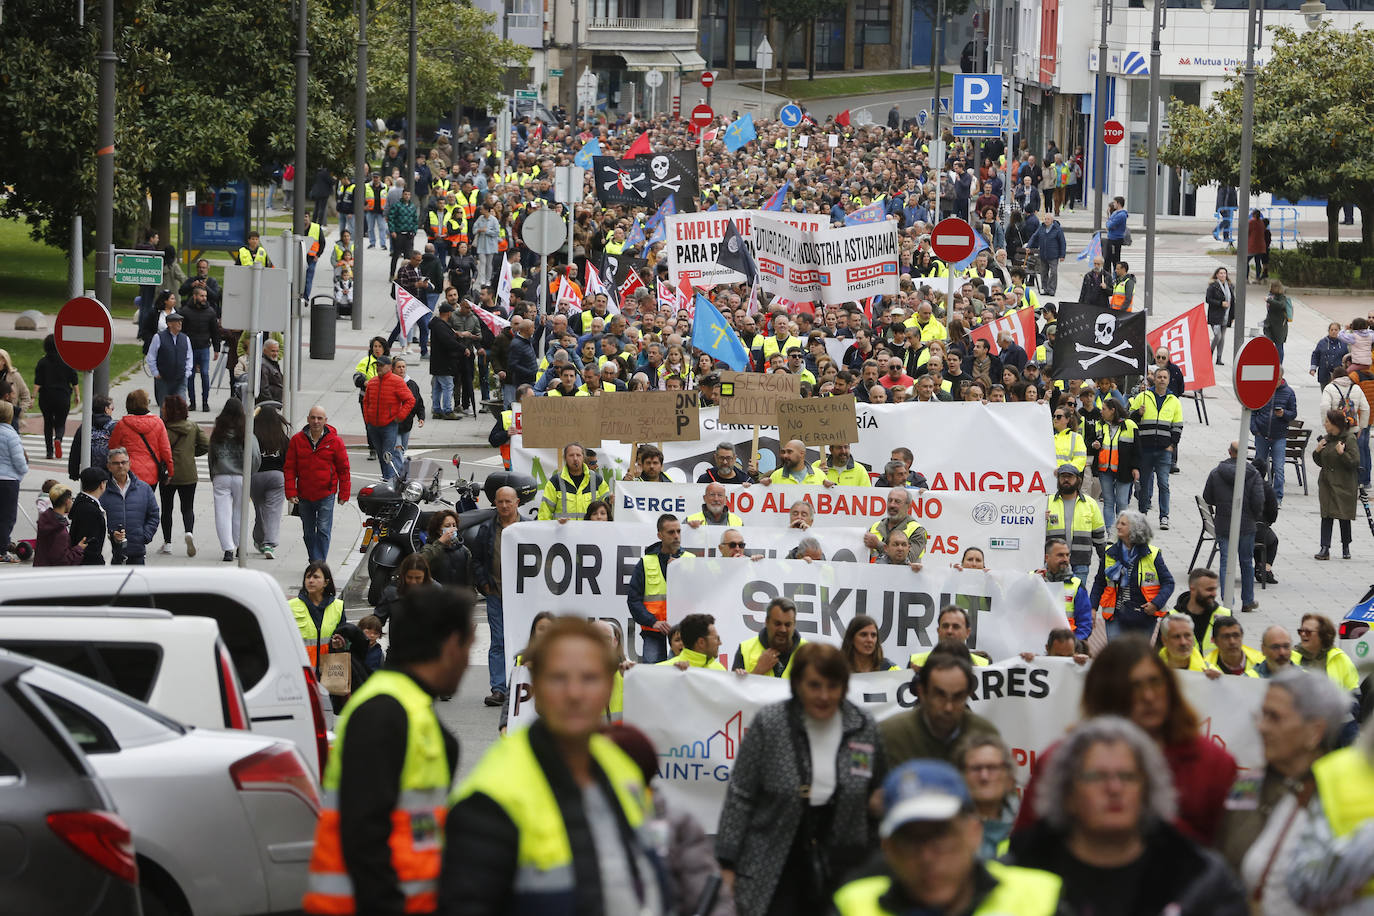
[54,296,114,372]
[931,218,977,263]
[1103,120,1125,145]
[700,71,716,88]
[1234,336,1282,410]
[691,104,714,128]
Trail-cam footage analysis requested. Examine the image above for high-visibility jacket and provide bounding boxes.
[685,508,743,526]
[1177,604,1236,657]
[1096,420,1137,474]
[911,648,991,668]
[637,554,669,631]
[769,464,826,485]
[578,310,608,334]
[304,222,326,259]
[536,467,610,520]
[578,381,620,395]
[834,863,1063,916]
[1312,746,1374,899]
[332,241,352,264]
[1158,644,1211,672]
[758,335,803,362]
[906,316,949,343]
[426,210,442,240]
[443,205,468,245]
[1045,493,1104,571]
[868,518,928,561]
[1099,545,1163,619]
[448,727,650,912]
[1059,575,1083,625]
[1053,429,1087,473]
[289,597,343,670]
[1203,645,1262,676]
[236,245,269,267]
[456,188,475,219]
[431,177,451,200]
[545,387,589,397]
[656,647,727,670]
[737,635,807,677]
[496,226,509,252]
[814,459,872,487]
[604,239,626,255]
[364,183,384,212]
[1129,389,1184,452]
[1111,275,1135,310]
[498,410,514,469]
[1301,646,1361,691]
[303,670,450,915]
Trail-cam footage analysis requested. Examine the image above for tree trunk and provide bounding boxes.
[149,186,173,253]
[1360,200,1374,258]
[779,26,791,83]
[1327,201,1340,256]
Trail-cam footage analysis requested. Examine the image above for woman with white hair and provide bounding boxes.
[1006,716,1247,915]
[1286,723,1374,913]
[1210,670,1352,914]
[1089,508,1175,639]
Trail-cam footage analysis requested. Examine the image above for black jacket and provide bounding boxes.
[1202,457,1265,537]
[68,492,107,565]
[507,334,539,387]
[178,276,223,313]
[467,516,514,595]
[180,300,221,351]
[428,315,464,378]
[1079,269,1110,308]
[1205,279,1234,326]
[397,378,425,434]
[68,412,115,480]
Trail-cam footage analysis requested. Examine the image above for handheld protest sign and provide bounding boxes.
[776,395,858,447]
[601,390,700,443]
[520,396,602,450]
[718,371,801,425]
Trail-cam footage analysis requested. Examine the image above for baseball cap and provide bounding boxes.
[1056,463,1081,476]
[165,311,183,322]
[438,301,455,313]
[699,372,721,386]
[375,355,393,366]
[879,760,972,838]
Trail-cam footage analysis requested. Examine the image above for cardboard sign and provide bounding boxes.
[776,395,858,445]
[600,390,700,443]
[519,396,602,449]
[717,371,802,425]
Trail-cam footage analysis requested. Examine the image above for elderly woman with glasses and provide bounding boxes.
[1090,509,1175,639]
[1296,612,1361,692]
[954,732,1019,860]
[1006,716,1247,916]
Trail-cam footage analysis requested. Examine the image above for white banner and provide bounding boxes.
[667,557,1066,668]
[624,661,1266,832]
[665,210,826,287]
[753,217,901,305]
[499,521,872,672]
[617,481,1044,571]
[504,666,536,732]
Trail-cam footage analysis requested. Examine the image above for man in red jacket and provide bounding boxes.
[285,405,352,563]
[362,355,416,480]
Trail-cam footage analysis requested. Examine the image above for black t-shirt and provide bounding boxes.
[33,357,77,401]
[1053,848,1146,916]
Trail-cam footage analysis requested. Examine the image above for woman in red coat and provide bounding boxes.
[108,388,174,487]
[1246,209,1268,282]
[1013,635,1237,844]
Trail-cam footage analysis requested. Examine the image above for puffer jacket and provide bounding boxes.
[0,423,27,480]
[361,371,416,427]
[164,419,209,486]
[715,699,885,916]
[108,412,174,487]
[284,424,351,502]
[180,300,220,350]
[99,475,160,558]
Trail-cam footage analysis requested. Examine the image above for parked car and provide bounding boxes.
[0,652,142,915]
[0,567,330,776]
[16,649,320,915]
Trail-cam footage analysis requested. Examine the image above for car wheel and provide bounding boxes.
[138,861,191,916]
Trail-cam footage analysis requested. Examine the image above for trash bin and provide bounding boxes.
[309,297,337,360]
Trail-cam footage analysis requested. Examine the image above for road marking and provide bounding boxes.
[61,325,107,344]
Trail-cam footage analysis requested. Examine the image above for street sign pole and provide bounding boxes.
[1224,335,1281,604]
[239,262,263,569]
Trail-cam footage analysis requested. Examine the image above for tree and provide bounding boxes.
[765,0,847,82]
[368,1,531,129]
[1162,24,1374,257]
[911,0,974,74]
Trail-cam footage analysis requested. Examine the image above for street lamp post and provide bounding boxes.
[352,0,368,331]
[1092,0,1111,235]
[406,0,417,194]
[1142,0,1165,317]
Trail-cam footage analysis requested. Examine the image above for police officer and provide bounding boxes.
[303,586,475,916]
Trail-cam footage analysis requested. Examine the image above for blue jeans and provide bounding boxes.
[153,377,188,407]
[338,212,354,237]
[432,375,454,415]
[1360,427,1371,487]
[304,257,319,297]
[502,383,516,408]
[367,211,387,247]
[1102,478,1134,530]
[387,313,430,355]
[1217,532,1256,607]
[639,630,668,663]
[189,346,212,407]
[486,592,506,692]
[1253,434,1286,501]
[368,422,402,480]
[1136,448,1172,518]
[298,496,335,563]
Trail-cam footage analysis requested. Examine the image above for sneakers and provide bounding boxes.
[1159,516,1170,531]
[223,550,235,562]
[159,543,173,556]
[1241,602,1259,613]
[263,545,275,560]
[185,533,196,558]
[483,690,508,708]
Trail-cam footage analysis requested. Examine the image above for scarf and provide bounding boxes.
[1106,543,1146,586]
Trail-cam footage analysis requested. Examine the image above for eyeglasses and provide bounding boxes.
[723,541,746,549]
[1076,770,1143,786]
[964,763,1009,775]
[1053,414,1067,420]
[1297,628,1315,637]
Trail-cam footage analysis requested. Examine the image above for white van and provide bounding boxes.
[0,567,330,777]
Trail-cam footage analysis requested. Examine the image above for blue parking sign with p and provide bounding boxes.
[952,74,1003,125]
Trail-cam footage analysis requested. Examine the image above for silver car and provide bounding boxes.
[18,654,320,915]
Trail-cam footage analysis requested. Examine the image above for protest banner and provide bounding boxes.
[665,210,826,287]
[1148,303,1216,392]
[600,390,700,444]
[518,397,602,449]
[503,666,536,732]
[615,481,1045,571]
[498,520,872,672]
[751,215,813,301]
[623,661,1265,832]
[777,395,858,446]
[718,371,801,425]
[751,217,900,305]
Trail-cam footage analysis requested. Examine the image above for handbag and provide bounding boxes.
[320,651,353,696]
[1122,225,1134,246]
[135,428,172,486]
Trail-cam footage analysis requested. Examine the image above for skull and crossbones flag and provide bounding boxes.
[646,151,699,212]
[592,156,651,206]
[1052,302,1149,379]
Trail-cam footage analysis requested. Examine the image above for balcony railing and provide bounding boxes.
[588,16,697,29]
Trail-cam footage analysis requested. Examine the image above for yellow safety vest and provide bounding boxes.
[1301,646,1361,691]
[815,460,872,487]
[1045,493,1103,566]
[738,635,806,677]
[759,335,803,362]
[1060,575,1083,625]
[770,464,826,485]
[1096,420,1137,474]
[656,647,727,670]
[685,510,743,526]
[1129,390,1184,450]
[1053,429,1087,473]
[1312,746,1374,898]
[1158,644,1211,672]
[1111,278,1131,309]
[1099,545,1162,618]
[304,222,326,259]
[536,468,610,520]
[833,863,1062,916]
[1202,645,1262,677]
[304,670,450,915]
[638,554,669,631]
[867,518,928,561]
[911,649,991,667]
[236,245,268,267]
[289,597,344,671]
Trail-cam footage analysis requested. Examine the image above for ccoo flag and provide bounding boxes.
[691,294,750,371]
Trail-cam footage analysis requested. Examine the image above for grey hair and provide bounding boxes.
[1114,509,1153,546]
[883,459,907,477]
[106,447,129,461]
[716,441,738,455]
[792,536,823,558]
[953,731,1015,773]
[1267,669,1351,750]
[1034,716,1177,832]
[1163,611,1193,634]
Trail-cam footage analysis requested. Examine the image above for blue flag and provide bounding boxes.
[762,181,790,212]
[845,201,886,226]
[1076,230,1103,263]
[950,228,991,273]
[573,138,601,170]
[626,219,646,248]
[691,293,750,371]
[724,113,757,153]
[646,196,676,245]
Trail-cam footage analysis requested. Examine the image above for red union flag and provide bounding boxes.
[970,307,1036,356]
[1147,304,1215,392]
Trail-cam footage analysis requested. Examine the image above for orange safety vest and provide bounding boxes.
[496,226,508,252]
[639,553,669,632]
[365,184,384,212]
[304,223,325,259]
[1098,545,1163,619]
[1096,420,1136,475]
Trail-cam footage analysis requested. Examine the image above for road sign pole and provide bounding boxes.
[1224,406,1251,605]
[80,371,93,471]
[239,263,262,569]
[541,253,549,316]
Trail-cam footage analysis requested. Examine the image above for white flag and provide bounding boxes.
[395,285,431,337]
[556,275,581,310]
[496,256,513,311]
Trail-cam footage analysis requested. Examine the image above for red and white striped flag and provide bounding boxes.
[471,302,510,337]
[395,285,432,337]
[556,275,581,310]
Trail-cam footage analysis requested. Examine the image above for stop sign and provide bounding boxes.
[1234,336,1282,410]
[1103,119,1125,145]
[931,217,977,263]
[691,104,714,128]
[54,296,114,372]
[700,71,716,88]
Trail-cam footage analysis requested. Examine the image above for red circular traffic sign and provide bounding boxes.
[1234,336,1282,411]
[54,296,114,372]
[700,71,717,88]
[690,104,714,128]
[931,217,977,263]
[1103,120,1125,145]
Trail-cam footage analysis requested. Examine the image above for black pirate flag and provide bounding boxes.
[593,156,650,206]
[644,150,700,212]
[1052,302,1149,379]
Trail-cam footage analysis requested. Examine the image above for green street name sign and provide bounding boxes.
[113,250,164,285]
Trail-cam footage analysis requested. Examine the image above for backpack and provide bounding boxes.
[89,421,112,471]
[1334,380,1360,429]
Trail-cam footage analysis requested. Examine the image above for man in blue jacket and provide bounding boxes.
[1104,196,1129,274]
[1030,212,1067,296]
[1250,371,1297,503]
[99,447,160,565]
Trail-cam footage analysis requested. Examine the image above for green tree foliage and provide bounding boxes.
[764,0,848,81]
[368,0,531,123]
[1162,24,1374,256]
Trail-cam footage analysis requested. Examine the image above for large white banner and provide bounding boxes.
[664,210,827,287]
[617,481,1045,572]
[499,521,872,672]
[753,217,901,305]
[624,661,1266,832]
[668,557,1066,667]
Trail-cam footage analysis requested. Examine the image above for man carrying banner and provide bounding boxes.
[1045,464,1105,582]
[627,513,684,663]
[686,482,743,527]
[881,649,1000,767]
[1159,612,1221,678]
[535,443,610,520]
[1042,539,1093,641]
[732,596,806,677]
[815,443,872,487]
[1202,617,1262,677]
[863,488,928,565]
[765,439,826,485]
[658,613,726,671]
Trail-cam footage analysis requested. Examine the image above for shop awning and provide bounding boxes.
[620,50,680,71]
[673,50,707,70]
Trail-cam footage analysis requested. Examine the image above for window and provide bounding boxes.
[702,0,730,69]
[735,15,764,68]
[0,750,18,786]
[0,643,162,702]
[34,689,119,755]
[857,0,891,46]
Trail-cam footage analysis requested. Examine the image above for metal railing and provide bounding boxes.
[1213,205,1301,249]
[587,16,696,29]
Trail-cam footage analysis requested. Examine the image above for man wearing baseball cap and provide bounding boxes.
[832,760,1065,915]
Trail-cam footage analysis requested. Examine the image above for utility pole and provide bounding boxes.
[294,0,309,236]
[353,0,368,331]
[1092,0,1110,235]
[1232,0,1259,360]
[571,0,580,118]
[406,0,417,194]
[931,0,945,227]
[94,0,116,397]
[1142,0,1164,317]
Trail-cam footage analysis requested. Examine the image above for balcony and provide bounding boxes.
[585,16,699,50]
